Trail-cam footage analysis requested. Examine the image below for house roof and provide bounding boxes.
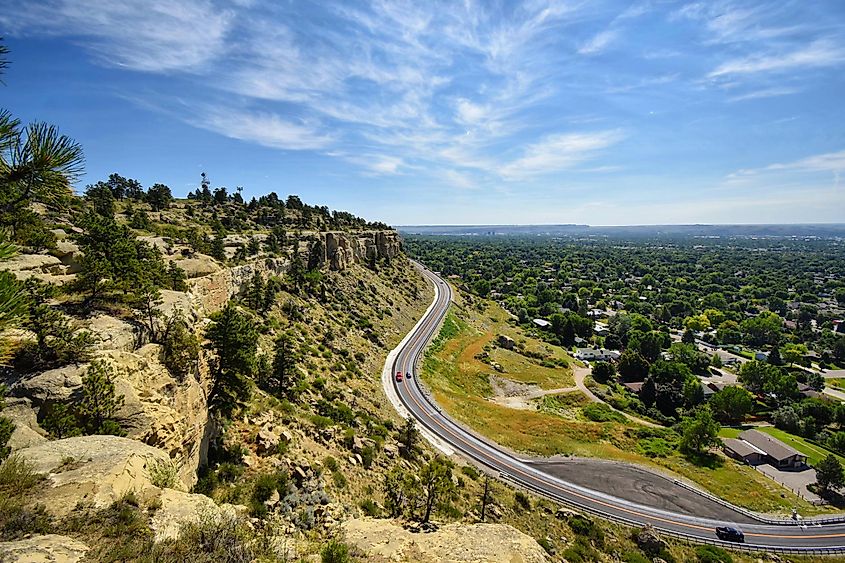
[738,430,805,462]
[723,438,765,459]
[622,382,644,393]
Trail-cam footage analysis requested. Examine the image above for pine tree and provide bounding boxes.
[0,384,14,461]
[816,455,845,497]
[79,359,125,434]
[399,417,420,460]
[161,311,199,380]
[205,302,258,417]
[418,456,457,523]
[0,234,28,364]
[270,333,299,398]
[210,232,226,261]
[131,281,162,342]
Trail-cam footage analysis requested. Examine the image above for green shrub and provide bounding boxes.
[514,490,531,511]
[537,536,554,555]
[460,465,481,480]
[567,515,604,546]
[311,415,333,429]
[623,551,651,563]
[582,402,626,423]
[359,498,380,517]
[561,537,600,563]
[696,545,733,563]
[321,538,351,563]
[324,456,339,472]
[332,471,347,489]
[637,437,674,458]
[0,454,42,495]
[147,457,180,489]
[361,445,375,469]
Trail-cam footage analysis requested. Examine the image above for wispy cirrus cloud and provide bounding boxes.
[193,108,335,151]
[0,0,232,72]
[498,130,625,180]
[578,30,618,55]
[710,39,845,78]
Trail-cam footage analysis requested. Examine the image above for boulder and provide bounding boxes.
[3,254,65,281]
[635,525,667,555]
[0,534,90,563]
[342,518,549,562]
[12,363,87,404]
[256,425,281,455]
[173,254,222,279]
[52,240,83,274]
[0,396,48,450]
[16,435,170,517]
[87,314,138,352]
[157,289,197,322]
[149,488,240,542]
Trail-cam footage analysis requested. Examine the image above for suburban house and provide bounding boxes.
[621,381,645,394]
[574,348,620,362]
[723,429,808,470]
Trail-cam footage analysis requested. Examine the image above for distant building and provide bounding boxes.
[574,348,620,362]
[533,318,551,328]
[621,381,645,394]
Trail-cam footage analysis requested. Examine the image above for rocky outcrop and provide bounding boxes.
[87,314,138,352]
[16,435,171,517]
[173,253,222,279]
[0,534,90,563]
[342,518,549,562]
[99,346,209,487]
[190,257,288,314]
[150,488,242,542]
[12,363,87,404]
[2,253,74,285]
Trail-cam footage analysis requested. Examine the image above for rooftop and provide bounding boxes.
[738,429,805,462]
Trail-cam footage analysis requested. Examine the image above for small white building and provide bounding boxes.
[533,318,551,328]
[574,348,620,362]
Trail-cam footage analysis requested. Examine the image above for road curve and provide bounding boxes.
[387,262,845,553]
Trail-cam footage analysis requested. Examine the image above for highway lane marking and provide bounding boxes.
[394,274,845,542]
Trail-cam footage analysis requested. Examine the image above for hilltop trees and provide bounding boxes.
[679,406,720,457]
[709,386,754,424]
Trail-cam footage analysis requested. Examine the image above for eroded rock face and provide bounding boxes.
[189,257,288,314]
[12,363,87,404]
[99,345,209,487]
[342,518,550,563]
[16,435,170,517]
[0,534,90,563]
[87,314,138,352]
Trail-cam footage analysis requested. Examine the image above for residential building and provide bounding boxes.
[574,348,620,362]
[735,430,807,470]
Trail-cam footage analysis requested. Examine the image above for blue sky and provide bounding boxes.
[2,0,844,225]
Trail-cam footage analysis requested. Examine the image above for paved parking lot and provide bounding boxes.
[755,464,821,504]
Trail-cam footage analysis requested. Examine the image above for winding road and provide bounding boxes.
[385,263,845,554]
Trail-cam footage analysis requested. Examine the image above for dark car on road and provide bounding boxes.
[715,526,744,542]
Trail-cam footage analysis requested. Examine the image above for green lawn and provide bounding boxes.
[827,377,845,391]
[719,426,844,467]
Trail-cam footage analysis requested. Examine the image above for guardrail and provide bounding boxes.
[498,472,845,556]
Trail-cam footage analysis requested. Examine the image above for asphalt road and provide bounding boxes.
[389,263,845,553]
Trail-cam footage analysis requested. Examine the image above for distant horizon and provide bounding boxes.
[398,222,845,227]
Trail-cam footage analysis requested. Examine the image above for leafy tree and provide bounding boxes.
[210,231,226,261]
[679,406,720,456]
[684,314,711,332]
[79,359,125,435]
[681,329,696,344]
[591,361,616,384]
[146,183,172,211]
[741,311,783,347]
[131,282,162,342]
[269,333,299,398]
[398,417,420,460]
[628,330,664,363]
[709,386,754,424]
[84,182,115,216]
[767,345,783,366]
[0,235,28,364]
[668,342,710,374]
[617,349,649,381]
[0,110,84,215]
[161,311,199,380]
[782,343,807,367]
[205,302,258,417]
[416,456,458,523]
[40,402,81,439]
[815,455,845,497]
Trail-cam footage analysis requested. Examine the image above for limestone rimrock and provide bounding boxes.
[99,346,209,487]
[172,253,222,279]
[189,257,287,314]
[0,534,90,563]
[87,314,138,352]
[16,435,170,516]
[12,363,87,404]
[343,519,549,562]
[52,239,83,274]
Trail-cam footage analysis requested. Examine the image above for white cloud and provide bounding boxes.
[710,39,845,77]
[498,130,625,180]
[195,109,335,151]
[0,0,232,72]
[578,30,618,55]
[727,87,800,102]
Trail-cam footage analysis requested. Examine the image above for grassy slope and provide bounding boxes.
[422,288,832,515]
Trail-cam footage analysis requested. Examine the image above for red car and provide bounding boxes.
[395,371,404,382]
